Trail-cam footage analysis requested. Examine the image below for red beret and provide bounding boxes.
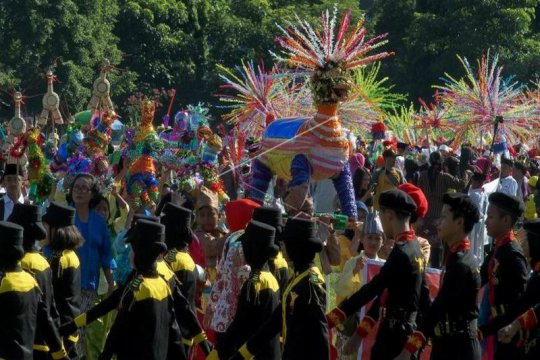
[225,199,261,232]
[398,183,428,219]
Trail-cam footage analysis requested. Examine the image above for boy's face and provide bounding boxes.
[196,206,219,232]
[485,205,510,238]
[362,233,383,257]
[437,205,461,242]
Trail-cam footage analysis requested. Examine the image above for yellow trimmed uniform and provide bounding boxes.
[165,249,197,307]
[71,260,208,359]
[50,249,81,358]
[21,252,66,360]
[269,252,289,296]
[233,266,329,360]
[104,274,175,359]
[211,270,281,359]
[0,268,67,360]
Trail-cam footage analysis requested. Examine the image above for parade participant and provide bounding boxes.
[396,193,481,360]
[113,213,160,286]
[479,218,540,359]
[98,220,180,359]
[469,171,489,262]
[372,149,405,210]
[161,202,198,308]
[398,183,431,265]
[481,192,528,359]
[64,218,211,360]
[43,202,83,358]
[326,189,428,359]
[231,218,329,360]
[0,163,25,220]
[207,221,280,360]
[524,175,539,220]
[514,161,529,200]
[252,206,288,294]
[68,173,116,359]
[8,204,66,360]
[395,142,409,176]
[195,186,228,281]
[417,151,468,268]
[497,157,519,196]
[334,212,384,360]
[205,199,259,340]
[0,221,68,360]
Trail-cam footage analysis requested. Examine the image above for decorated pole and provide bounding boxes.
[163,89,177,127]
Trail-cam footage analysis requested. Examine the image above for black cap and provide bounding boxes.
[131,219,167,272]
[3,163,23,177]
[160,202,192,229]
[282,218,322,266]
[488,192,524,217]
[252,207,283,237]
[379,189,417,216]
[131,220,167,254]
[501,157,514,167]
[442,193,480,224]
[160,203,194,247]
[240,220,278,269]
[0,221,25,264]
[7,204,47,241]
[42,202,76,228]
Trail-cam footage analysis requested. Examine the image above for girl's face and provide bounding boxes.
[361,174,370,190]
[363,233,383,258]
[72,177,93,206]
[196,206,219,232]
[95,199,110,222]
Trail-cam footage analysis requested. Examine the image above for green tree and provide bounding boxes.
[0,0,134,118]
[371,0,540,102]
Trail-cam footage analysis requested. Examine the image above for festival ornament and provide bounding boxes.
[83,109,118,156]
[38,69,63,126]
[436,53,537,147]
[3,92,28,166]
[88,59,114,111]
[250,7,392,219]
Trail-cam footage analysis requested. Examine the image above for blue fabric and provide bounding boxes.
[76,210,116,290]
[290,154,311,186]
[113,228,133,285]
[250,159,273,201]
[264,117,307,139]
[332,163,358,220]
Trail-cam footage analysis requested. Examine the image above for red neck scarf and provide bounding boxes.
[395,230,415,244]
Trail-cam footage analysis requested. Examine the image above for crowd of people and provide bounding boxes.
[1,138,540,360]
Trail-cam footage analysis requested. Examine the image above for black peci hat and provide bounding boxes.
[131,219,167,272]
[3,163,23,177]
[240,220,278,269]
[0,221,25,265]
[42,202,76,228]
[379,189,417,217]
[488,192,524,218]
[282,218,323,266]
[161,202,192,229]
[8,204,47,241]
[252,206,283,238]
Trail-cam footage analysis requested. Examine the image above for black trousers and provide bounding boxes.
[371,319,415,360]
[431,331,480,360]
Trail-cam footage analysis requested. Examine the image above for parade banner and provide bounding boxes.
[358,259,442,360]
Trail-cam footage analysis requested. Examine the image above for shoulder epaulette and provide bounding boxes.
[166,249,178,263]
[309,268,324,285]
[129,274,144,292]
